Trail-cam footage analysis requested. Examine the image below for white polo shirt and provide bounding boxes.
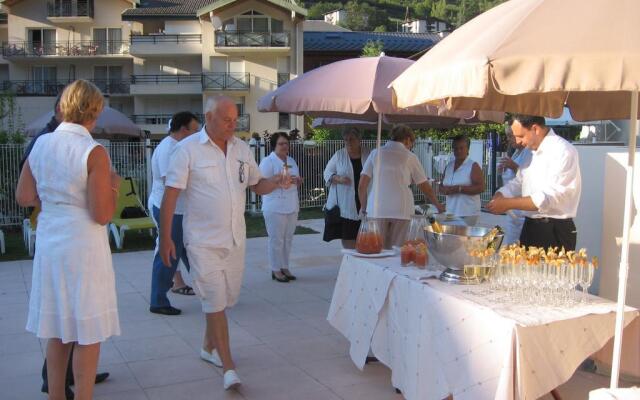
[259,152,300,214]
[149,136,186,214]
[498,129,581,219]
[361,141,428,220]
[165,129,261,249]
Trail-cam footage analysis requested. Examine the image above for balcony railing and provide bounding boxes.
[2,80,69,96]
[130,74,202,85]
[90,79,130,95]
[202,73,250,91]
[132,113,204,126]
[130,34,202,44]
[2,41,129,57]
[237,114,250,131]
[47,1,94,18]
[215,31,290,47]
[277,73,290,87]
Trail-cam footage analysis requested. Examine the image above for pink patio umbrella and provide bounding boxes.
[390,0,640,391]
[25,106,143,138]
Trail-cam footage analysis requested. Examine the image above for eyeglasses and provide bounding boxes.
[238,160,246,183]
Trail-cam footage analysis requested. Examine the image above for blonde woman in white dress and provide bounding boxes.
[16,80,120,400]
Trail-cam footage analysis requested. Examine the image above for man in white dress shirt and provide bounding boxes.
[159,96,279,390]
[487,115,581,250]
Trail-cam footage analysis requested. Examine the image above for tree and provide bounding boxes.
[373,24,387,32]
[343,0,370,30]
[361,39,384,57]
[307,2,344,20]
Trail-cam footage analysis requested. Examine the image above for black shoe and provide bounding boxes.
[280,269,297,281]
[95,372,110,384]
[41,382,74,399]
[149,306,182,315]
[271,272,289,282]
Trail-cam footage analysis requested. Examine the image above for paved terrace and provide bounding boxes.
[0,215,634,399]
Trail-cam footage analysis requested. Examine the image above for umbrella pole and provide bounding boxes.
[610,90,638,388]
[372,113,383,217]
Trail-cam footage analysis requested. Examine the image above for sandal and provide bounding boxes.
[171,285,195,295]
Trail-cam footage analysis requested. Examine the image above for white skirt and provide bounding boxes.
[26,204,120,345]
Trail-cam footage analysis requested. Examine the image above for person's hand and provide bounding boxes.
[358,208,367,219]
[486,193,509,214]
[291,175,302,186]
[336,175,351,185]
[159,236,176,268]
[498,157,518,172]
[439,184,452,195]
[110,170,121,192]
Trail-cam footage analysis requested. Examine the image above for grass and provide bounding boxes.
[0,208,322,262]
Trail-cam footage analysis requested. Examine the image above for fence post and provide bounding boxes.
[490,130,498,195]
[248,139,259,215]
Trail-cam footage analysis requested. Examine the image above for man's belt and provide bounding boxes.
[524,217,573,224]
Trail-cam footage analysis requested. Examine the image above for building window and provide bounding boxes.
[278,113,290,130]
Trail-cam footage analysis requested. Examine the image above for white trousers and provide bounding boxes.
[263,211,298,272]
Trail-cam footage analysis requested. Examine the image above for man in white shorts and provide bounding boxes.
[159,96,279,390]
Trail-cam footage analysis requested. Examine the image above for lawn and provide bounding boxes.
[0,208,322,262]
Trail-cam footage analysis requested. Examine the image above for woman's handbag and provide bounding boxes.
[322,181,342,242]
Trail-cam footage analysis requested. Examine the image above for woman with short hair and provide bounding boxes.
[16,79,121,400]
[260,132,302,282]
[440,135,485,226]
[323,127,371,249]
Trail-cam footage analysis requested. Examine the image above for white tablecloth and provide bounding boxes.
[327,255,640,400]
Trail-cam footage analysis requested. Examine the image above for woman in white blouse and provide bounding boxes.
[259,132,302,282]
[323,128,370,249]
[440,135,485,226]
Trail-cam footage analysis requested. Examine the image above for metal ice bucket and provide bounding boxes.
[424,224,504,284]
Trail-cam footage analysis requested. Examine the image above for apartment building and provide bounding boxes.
[0,0,306,137]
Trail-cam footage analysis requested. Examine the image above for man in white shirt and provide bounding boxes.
[148,112,200,316]
[487,115,581,250]
[159,96,280,390]
[358,125,445,248]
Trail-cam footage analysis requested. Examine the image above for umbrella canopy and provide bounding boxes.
[390,0,640,390]
[258,54,499,123]
[25,106,143,138]
[390,0,640,121]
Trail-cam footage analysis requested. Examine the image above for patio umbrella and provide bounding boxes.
[259,55,502,215]
[25,106,143,138]
[390,0,640,390]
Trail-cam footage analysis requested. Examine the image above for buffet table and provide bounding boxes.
[327,254,640,400]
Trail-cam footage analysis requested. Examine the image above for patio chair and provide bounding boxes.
[0,228,5,254]
[22,205,40,257]
[109,177,155,249]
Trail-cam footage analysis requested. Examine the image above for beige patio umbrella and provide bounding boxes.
[390,0,639,390]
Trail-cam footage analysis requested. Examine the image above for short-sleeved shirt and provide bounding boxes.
[148,136,186,214]
[258,152,300,214]
[361,141,428,220]
[165,128,261,249]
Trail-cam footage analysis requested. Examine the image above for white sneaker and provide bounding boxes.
[223,369,242,390]
[200,348,222,368]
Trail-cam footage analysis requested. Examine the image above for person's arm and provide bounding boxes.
[159,187,180,267]
[324,151,351,186]
[529,148,580,215]
[417,181,445,213]
[251,154,280,195]
[15,161,40,208]
[86,146,120,225]
[487,191,537,214]
[457,163,484,195]
[358,174,371,214]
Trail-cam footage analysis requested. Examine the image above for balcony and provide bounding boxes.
[277,73,289,87]
[133,113,203,133]
[2,41,130,58]
[129,34,202,56]
[236,114,250,132]
[2,80,68,96]
[130,74,203,95]
[202,73,250,92]
[214,31,290,52]
[90,79,130,95]
[47,1,94,22]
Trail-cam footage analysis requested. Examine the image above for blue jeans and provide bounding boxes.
[150,206,190,308]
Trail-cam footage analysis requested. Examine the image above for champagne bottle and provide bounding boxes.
[428,215,443,234]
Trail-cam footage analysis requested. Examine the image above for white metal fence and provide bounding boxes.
[0,138,494,227]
